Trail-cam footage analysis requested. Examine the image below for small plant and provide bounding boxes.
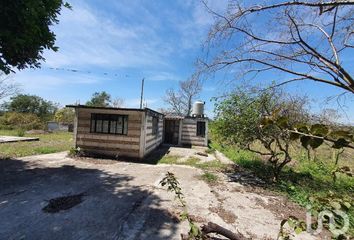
[16,128,25,137]
[278,216,306,239]
[160,172,203,239]
[205,148,215,154]
[68,147,81,157]
[201,172,218,183]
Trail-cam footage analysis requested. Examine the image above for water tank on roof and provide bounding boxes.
[192,101,204,117]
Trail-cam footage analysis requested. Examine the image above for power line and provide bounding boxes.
[46,67,130,78]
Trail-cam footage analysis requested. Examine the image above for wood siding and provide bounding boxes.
[144,111,163,155]
[180,118,208,146]
[75,108,144,158]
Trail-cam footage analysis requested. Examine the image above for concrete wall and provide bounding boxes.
[74,108,144,158]
[143,110,164,155]
[180,118,208,146]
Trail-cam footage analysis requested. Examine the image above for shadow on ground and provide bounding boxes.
[0,157,179,240]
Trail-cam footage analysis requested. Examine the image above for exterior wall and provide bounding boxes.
[75,108,144,158]
[143,110,164,155]
[180,118,208,146]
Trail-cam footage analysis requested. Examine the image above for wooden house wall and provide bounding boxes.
[74,108,144,158]
[144,111,164,155]
[180,118,208,146]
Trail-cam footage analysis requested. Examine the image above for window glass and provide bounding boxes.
[90,113,128,135]
[196,121,205,137]
[152,117,158,135]
[96,119,102,132]
[102,120,109,133]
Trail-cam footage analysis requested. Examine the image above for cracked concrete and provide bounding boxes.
[0,151,319,239]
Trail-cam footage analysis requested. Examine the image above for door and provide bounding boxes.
[164,120,179,144]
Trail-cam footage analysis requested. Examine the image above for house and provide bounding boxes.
[67,102,208,159]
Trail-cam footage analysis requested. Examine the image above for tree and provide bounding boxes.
[0,112,43,130]
[54,107,75,124]
[164,76,202,116]
[0,0,71,74]
[3,94,58,121]
[86,91,112,107]
[0,73,20,100]
[212,87,309,181]
[112,97,125,108]
[201,1,354,94]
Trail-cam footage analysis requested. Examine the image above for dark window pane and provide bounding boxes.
[102,120,109,133]
[123,116,128,135]
[110,120,117,133]
[197,121,205,137]
[90,113,127,135]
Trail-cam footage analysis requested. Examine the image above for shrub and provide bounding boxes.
[0,112,43,130]
[16,129,25,137]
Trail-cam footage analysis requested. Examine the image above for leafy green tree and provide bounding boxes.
[3,94,58,121]
[86,91,112,107]
[54,107,75,124]
[0,0,71,74]
[212,87,308,181]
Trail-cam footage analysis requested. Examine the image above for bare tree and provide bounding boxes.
[112,97,125,108]
[200,1,354,94]
[0,73,20,101]
[164,76,202,116]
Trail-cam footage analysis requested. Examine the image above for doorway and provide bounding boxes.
[164,120,179,145]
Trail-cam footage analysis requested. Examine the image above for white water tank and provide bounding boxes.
[192,101,204,117]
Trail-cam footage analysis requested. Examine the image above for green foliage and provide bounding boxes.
[0,131,73,158]
[200,172,218,183]
[54,107,75,124]
[0,112,43,130]
[86,91,112,107]
[160,172,203,239]
[212,87,308,181]
[68,147,82,157]
[279,216,306,239]
[0,0,71,74]
[16,128,25,137]
[3,94,58,121]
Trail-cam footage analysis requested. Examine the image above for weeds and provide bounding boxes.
[200,172,218,183]
[212,141,354,237]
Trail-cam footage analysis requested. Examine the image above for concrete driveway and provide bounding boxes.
[0,151,317,240]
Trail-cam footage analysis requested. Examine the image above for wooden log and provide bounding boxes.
[201,222,247,240]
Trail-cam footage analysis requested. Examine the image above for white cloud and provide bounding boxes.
[146,72,181,81]
[43,2,172,70]
[13,70,100,91]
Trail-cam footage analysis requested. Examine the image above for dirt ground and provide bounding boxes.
[0,150,321,239]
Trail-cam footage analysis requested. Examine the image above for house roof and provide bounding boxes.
[163,112,186,120]
[65,105,164,116]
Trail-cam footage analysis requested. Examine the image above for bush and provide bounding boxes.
[16,129,25,137]
[0,112,43,130]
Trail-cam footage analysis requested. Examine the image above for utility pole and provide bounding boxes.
[139,78,145,109]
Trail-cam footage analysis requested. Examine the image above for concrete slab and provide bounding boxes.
[0,151,319,239]
[0,136,39,143]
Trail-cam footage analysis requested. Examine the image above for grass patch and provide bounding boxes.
[158,155,180,164]
[200,172,218,183]
[211,141,354,236]
[0,130,73,158]
[158,155,228,171]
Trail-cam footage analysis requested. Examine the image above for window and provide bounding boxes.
[196,121,205,137]
[152,116,159,135]
[90,113,128,135]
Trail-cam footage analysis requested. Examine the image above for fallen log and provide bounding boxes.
[201,222,247,240]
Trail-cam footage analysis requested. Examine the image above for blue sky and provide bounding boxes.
[6,0,354,123]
